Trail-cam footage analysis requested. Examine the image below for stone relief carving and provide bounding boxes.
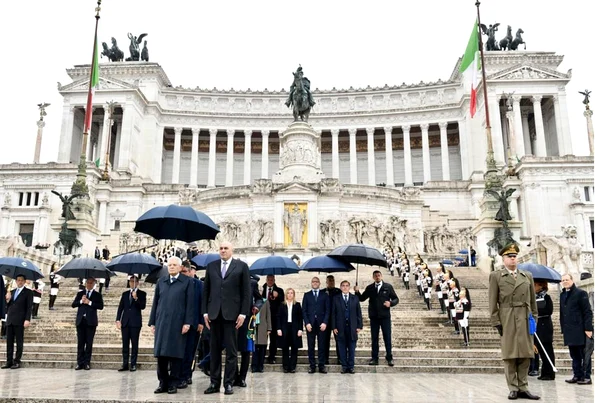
[572,187,582,203]
[179,188,197,205]
[252,179,273,194]
[540,224,585,279]
[280,139,317,167]
[499,67,552,80]
[284,204,307,247]
[119,232,157,254]
[320,178,341,193]
[3,193,11,207]
[423,224,475,255]
[41,193,49,207]
[213,216,274,249]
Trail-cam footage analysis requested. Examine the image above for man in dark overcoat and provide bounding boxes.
[331,280,363,374]
[72,277,104,370]
[115,275,146,372]
[560,273,593,385]
[488,242,540,400]
[262,274,284,364]
[148,256,194,395]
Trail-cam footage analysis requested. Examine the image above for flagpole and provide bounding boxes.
[72,0,102,197]
[475,0,501,189]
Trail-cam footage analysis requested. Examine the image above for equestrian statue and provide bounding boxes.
[285,65,315,122]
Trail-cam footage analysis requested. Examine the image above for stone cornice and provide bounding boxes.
[67,62,172,87]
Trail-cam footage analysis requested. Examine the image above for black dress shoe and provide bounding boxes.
[308,367,316,374]
[565,377,579,384]
[154,386,166,394]
[508,391,518,400]
[129,366,137,372]
[10,363,20,369]
[387,359,394,367]
[340,368,347,374]
[528,370,539,376]
[319,367,328,374]
[290,369,296,373]
[186,378,192,385]
[118,366,129,372]
[368,359,379,365]
[84,364,90,370]
[1,363,13,369]
[237,380,247,387]
[538,376,555,381]
[204,384,220,394]
[224,385,234,395]
[577,379,592,385]
[517,391,540,400]
[177,381,188,389]
[167,386,177,394]
[348,368,355,374]
[74,365,83,370]
[283,368,289,373]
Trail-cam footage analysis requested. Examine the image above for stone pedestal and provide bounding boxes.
[51,198,100,257]
[272,122,325,184]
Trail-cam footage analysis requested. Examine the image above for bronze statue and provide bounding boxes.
[101,37,124,62]
[141,40,149,62]
[51,190,80,221]
[126,32,148,61]
[480,23,500,51]
[485,188,515,222]
[579,89,591,107]
[499,25,512,51]
[37,103,50,121]
[509,28,525,51]
[54,221,82,256]
[285,65,315,122]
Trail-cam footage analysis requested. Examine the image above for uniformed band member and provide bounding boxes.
[48,264,60,310]
[447,277,460,333]
[455,288,471,347]
[488,242,540,400]
[421,265,433,311]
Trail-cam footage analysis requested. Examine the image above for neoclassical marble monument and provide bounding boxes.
[0,50,593,270]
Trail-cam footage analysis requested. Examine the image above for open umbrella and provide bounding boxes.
[458,249,468,255]
[441,259,454,265]
[191,253,220,269]
[106,253,161,275]
[454,257,465,262]
[328,243,387,285]
[144,264,168,284]
[0,257,44,281]
[134,204,220,242]
[56,258,113,279]
[518,263,562,283]
[300,255,355,273]
[249,256,300,276]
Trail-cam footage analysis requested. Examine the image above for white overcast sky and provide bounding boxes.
[0,0,592,164]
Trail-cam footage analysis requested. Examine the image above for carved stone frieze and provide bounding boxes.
[423,224,476,255]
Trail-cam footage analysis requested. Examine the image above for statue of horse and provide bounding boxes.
[509,28,525,51]
[291,75,311,121]
[100,38,124,62]
[499,25,512,51]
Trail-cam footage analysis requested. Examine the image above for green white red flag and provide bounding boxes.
[460,21,481,118]
[83,39,100,133]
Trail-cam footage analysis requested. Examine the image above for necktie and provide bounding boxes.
[268,287,272,299]
[513,271,517,279]
[14,288,20,300]
[221,261,228,278]
[344,295,348,306]
[129,290,133,304]
[376,283,381,293]
[314,290,318,301]
[87,291,91,299]
[170,276,175,283]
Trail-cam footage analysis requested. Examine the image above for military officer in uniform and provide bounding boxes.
[489,242,540,400]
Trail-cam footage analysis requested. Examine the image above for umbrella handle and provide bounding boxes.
[356,264,359,286]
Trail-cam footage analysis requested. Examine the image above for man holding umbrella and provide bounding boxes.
[2,275,33,369]
[72,277,104,370]
[115,275,146,372]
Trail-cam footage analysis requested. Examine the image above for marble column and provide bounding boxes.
[521,112,532,154]
[512,95,525,158]
[243,130,252,185]
[439,122,450,181]
[0,207,9,237]
[532,96,547,156]
[190,128,199,187]
[97,200,108,234]
[402,125,413,186]
[58,105,75,163]
[34,120,45,164]
[36,205,50,244]
[366,128,376,186]
[99,111,111,169]
[348,128,358,184]
[207,129,217,187]
[117,105,133,171]
[556,90,573,155]
[457,119,470,180]
[331,129,340,179]
[383,126,394,187]
[261,130,269,179]
[171,127,182,184]
[552,95,565,156]
[421,123,431,183]
[226,130,235,187]
[488,92,505,165]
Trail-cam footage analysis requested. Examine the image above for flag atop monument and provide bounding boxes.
[460,21,481,118]
[83,41,100,134]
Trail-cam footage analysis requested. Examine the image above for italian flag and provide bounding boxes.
[460,21,481,118]
[83,40,100,133]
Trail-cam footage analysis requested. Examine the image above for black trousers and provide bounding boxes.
[281,334,298,371]
[209,318,238,387]
[48,294,57,308]
[306,322,327,368]
[323,324,340,364]
[76,319,97,366]
[370,317,392,361]
[121,326,141,367]
[535,337,555,378]
[181,327,198,381]
[32,303,40,317]
[157,356,182,388]
[252,345,266,371]
[569,345,586,380]
[6,324,24,364]
[268,328,279,361]
[237,351,250,381]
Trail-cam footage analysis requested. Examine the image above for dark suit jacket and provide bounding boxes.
[262,284,284,328]
[302,289,330,326]
[560,284,594,346]
[72,289,104,326]
[356,281,399,319]
[331,293,363,342]
[202,258,251,321]
[6,287,33,326]
[0,276,5,319]
[277,302,303,348]
[190,278,204,328]
[116,289,147,327]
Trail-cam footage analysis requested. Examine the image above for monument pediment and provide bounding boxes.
[489,64,570,81]
[273,181,319,194]
[59,77,135,92]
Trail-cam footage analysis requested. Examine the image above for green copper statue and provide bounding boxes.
[285,65,315,122]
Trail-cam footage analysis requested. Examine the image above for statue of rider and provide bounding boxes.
[285,65,316,108]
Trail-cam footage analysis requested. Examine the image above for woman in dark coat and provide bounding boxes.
[277,288,303,373]
[534,280,555,380]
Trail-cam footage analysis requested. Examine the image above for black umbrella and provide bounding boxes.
[106,253,162,275]
[300,256,356,273]
[144,264,168,285]
[56,258,113,279]
[518,263,562,283]
[249,256,301,276]
[328,243,387,285]
[134,204,220,242]
[0,257,44,281]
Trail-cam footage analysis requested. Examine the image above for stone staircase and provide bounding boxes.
[0,265,577,373]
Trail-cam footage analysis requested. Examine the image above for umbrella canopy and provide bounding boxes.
[458,249,468,254]
[441,259,454,265]
[454,257,465,262]
[144,264,169,284]
[300,255,355,273]
[518,263,562,283]
[191,253,220,269]
[0,257,44,281]
[249,256,300,276]
[328,244,387,268]
[56,258,112,279]
[134,204,220,242]
[106,253,162,275]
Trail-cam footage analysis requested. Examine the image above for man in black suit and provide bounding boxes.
[332,280,363,374]
[115,275,146,372]
[202,241,250,396]
[72,277,104,370]
[2,275,33,369]
[102,245,110,260]
[302,276,330,373]
[180,260,203,387]
[354,270,399,366]
[262,274,284,364]
[324,274,341,365]
[94,246,101,260]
